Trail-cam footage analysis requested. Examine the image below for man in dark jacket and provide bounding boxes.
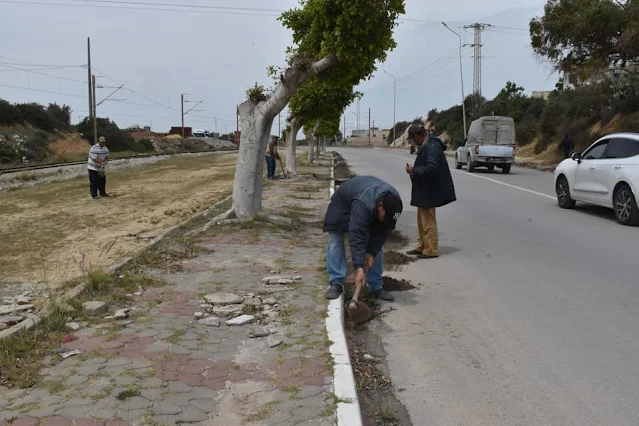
[405,124,456,259]
[323,176,403,301]
[558,134,574,159]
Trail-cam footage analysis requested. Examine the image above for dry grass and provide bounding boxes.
[0,152,237,285]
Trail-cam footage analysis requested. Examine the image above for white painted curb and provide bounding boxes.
[326,151,363,426]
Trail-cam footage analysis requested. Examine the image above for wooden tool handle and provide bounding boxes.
[351,266,368,303]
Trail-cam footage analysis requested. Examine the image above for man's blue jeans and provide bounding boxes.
[265,156,276,178]
[326,232,384,291]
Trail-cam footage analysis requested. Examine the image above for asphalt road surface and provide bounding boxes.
[334,147,639,426]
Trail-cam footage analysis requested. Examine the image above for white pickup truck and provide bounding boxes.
[455,116,516,174]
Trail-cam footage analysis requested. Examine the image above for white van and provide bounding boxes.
[455,116,516,174]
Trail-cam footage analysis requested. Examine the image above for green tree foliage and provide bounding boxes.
[15,103,56,133]
[289,78,358,128]
[0,99,71,131]
[530,0,639,77]
[279,0,405,88]
[46,103,72,131]
[0,99,23,126]
[77,117,148,152]
[316,114,342,138]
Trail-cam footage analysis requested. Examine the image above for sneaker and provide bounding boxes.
[405,249,422,255]
[324,283,343,300]
[101,193,110,197]
[92,196,100,200]
[372,288,395,302]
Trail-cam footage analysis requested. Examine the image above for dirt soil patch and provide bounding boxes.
[346,326,412,425]
[383,276,416,292]
[47,135,91,156]
[384,251,415,268]
[0,152,236,286]
[333,152,353,180]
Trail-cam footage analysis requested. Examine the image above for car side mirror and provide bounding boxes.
[572,152,582,164]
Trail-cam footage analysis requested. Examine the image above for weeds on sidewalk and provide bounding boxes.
[0,268,167,388]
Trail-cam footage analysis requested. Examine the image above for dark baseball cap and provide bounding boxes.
[380,193,403,229]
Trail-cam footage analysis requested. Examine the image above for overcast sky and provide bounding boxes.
[0,0,556,138]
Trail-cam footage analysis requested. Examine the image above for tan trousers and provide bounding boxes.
[415,207,439,257]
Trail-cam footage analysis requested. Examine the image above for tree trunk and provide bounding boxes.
[307,122,320,164]
[232,102,274,218]
[285,116,303,176]
[231,55,338,218]
[308,137,314,164]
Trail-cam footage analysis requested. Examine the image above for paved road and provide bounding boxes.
[335,147,639,426]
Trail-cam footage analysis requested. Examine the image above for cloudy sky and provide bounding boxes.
[0,0,556,137]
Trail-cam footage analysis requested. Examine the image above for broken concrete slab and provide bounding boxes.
[0,304,34,315]
[212,304,244,317]
[226,315,256,326]
[197,317,221,327]
[82,301,108,316]
[247,327,270,338]
[204,292,244,306]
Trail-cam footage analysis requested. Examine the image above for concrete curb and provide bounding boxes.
[325,151,363,426]
[0,193,233,341]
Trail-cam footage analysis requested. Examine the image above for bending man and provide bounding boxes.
[323,176,403,302]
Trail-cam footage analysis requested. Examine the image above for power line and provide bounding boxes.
[0,63,88,84]
[67,0,282,13]
[0,0,281,16]
[0,82,86,98]
[0,0,535,34]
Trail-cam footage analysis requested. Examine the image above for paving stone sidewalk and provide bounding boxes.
[0,155,338,425]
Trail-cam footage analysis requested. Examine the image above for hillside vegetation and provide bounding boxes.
[426,78,639,163]
[0,98,153,166]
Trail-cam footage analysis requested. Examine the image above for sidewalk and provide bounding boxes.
[0,154,339,425]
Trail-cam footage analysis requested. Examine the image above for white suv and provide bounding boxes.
[554,133,639,225]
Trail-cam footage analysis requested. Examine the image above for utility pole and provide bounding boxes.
[87,38,92,121]
[357,98,360,130]
[368,107,371,147]
[384,70,397,144]
[443,22,467,138]
[236,105,239,132]
[181,96,203,138]
[181,94,185,138]
[463,23,491,114]
[92,75,97,145]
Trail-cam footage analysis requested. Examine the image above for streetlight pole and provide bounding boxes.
[384,70,396,144]
[442,22,467,139]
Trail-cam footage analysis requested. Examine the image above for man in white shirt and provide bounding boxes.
[87,136,110,199]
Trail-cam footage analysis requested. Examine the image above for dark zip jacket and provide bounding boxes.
[410,137,457,209]
[323,176,400,269]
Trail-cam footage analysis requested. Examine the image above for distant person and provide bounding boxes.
[265,136,280,179]
[405,124,456,259]
[323,175,403,302]
[88,136,110,199]
[559,134,574,159]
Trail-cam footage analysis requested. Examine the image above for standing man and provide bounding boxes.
[265,136,280,179]
[323,175,403,302]
[88,136,110,199]
[559,134,574,159]
[405,124,456,259]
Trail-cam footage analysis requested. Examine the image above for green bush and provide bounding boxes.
[0,99,23,126]
[16,103,57,133]
[0,140,19,164]
[78,117,139,152]
[136,138,155,152]
[22,132,49,161]
[46,103,71,131]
